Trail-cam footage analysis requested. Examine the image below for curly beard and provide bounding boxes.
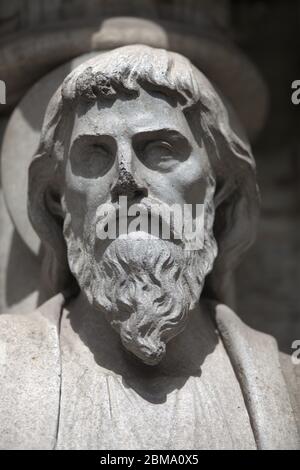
[63,200,217,365]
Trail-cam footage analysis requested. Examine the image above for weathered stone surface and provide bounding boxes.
[0,45,298,449]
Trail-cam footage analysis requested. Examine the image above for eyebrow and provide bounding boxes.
[70,133,116,149]
[70,128,192,151]
[132,128,191,145]
[132,129,193,158]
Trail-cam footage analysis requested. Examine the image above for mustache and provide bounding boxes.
[95,197,183,242]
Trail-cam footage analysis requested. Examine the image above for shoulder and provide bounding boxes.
[0,292,64,386]
[210,302,279,355]
[0,293,64,337]
[0,309,48,345]
[206,301,300,449]
[0,294,64,449]
[279,351,300,439]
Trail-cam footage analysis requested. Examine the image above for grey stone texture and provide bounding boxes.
[0,44,299,449]
[0,0,299,450]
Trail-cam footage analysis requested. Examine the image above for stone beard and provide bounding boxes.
[63,193,217,366]
[28,44,245,368]
[0,43,298,450]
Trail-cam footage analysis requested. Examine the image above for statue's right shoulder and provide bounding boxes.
[0,293,64,351]
[0,294,64,450]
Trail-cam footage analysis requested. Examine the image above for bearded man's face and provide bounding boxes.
[62,88,217,365]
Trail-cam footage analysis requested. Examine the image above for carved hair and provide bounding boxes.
[28,45,259,301]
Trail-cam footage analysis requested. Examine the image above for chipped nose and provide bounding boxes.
[111,160,147,202]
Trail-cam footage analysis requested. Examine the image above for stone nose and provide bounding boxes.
[111,158,147,202]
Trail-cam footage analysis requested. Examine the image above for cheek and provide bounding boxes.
[64,161,115,231]
[145,153,209,206]
[181,175,208,206]
[177,152,211,205]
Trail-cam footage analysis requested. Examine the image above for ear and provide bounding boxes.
[28,154,74,294]
[216,181,260,271]
[200,93,260,304]
[205,176,260,304]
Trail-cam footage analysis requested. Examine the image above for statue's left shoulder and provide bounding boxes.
[278,351,300,440]
[209,302,300,450]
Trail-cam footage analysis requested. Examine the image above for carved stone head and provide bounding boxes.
[28,45,259,365]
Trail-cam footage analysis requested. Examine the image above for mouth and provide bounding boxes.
[97,204,184,247]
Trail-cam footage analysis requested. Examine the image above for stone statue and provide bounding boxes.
[0,45,298,450]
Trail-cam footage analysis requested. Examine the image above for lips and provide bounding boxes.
[95,199,184,245]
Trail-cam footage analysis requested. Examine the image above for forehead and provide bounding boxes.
[70,88,194,140]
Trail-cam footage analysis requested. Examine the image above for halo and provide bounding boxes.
[1,18,268,255]
[1,53,98,255]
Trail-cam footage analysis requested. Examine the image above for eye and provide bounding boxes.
[146,141,174,157]
[90,143,111,157]
[82,143,112,171]
[133,132,192,172]
[142,140,177,171]
[85,143,113,168]
[70,138,115,178]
